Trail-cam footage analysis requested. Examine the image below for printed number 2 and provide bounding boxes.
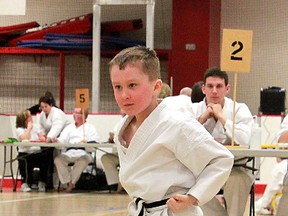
[230,41,243,61]
[80,94,85,103]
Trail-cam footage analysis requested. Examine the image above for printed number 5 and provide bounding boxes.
[80,94,85,103]
[230,41,243,61]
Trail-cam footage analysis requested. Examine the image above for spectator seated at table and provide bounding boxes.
[38,94,69,143]
[161,67,254,216]
[28,91,57,115]
[268,118,288,216]
[38,94,70,189]
[191,81,205,103]
[179,86,192,97]
[189,67,254,216]
[15,110,50,192]
[54,107,100,192]
[255,158,288,215]
[101,109,126,193]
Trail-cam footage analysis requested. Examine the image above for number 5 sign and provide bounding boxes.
[76,89,89,110]
[221,29,253,73]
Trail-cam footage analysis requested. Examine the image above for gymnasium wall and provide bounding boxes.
[1,1,288,116]
[221,0,288,115]
[0,0,171,114]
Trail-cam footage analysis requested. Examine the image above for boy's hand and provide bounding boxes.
[166,194,198,213]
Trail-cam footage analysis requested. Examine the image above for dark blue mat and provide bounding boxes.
[18,39,92,50]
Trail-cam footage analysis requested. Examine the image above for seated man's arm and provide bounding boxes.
[277,115,288,143]
[278,131,288,143]
[222,104,253,146]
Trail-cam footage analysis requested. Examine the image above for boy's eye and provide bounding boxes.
[129,83,137,88]
[114,85,121,90]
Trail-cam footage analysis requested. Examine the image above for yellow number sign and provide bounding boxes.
[75,89,89,110]
[221,29,253,73]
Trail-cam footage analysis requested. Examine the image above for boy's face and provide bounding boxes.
[202,76,230,106]
[110,63,161,117]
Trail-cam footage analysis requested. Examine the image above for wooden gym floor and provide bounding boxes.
[0,189,131,216]
[0,187,262,216]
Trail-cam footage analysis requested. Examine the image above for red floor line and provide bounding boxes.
[0,178,267,194]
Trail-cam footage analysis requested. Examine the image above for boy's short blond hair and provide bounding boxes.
[109,46,161,81]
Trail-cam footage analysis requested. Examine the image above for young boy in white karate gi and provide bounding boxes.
[109,46,234,216]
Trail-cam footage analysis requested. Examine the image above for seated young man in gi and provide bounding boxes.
[188,67,254,216]
[54,107,99,192]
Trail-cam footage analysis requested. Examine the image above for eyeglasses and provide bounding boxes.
[73,111,82,115]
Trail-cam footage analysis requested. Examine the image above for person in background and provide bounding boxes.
[189,66,254,216]
[38,94,70,189]
[270,120,288,216]
[101,110,126,193]
[109,46,234,215]
[101,131,123,193]
[255,158,288,215]
[276,172,288,216]
[157,82,171,99]
[38,95,69,143]
[179,87,192,97]
[15,110,50,192]
[28,91,56,115]
[54,107,100,192]
[191,81,205,103]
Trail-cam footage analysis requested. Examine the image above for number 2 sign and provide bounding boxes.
[221,29,253,73]
[75,89,89,110]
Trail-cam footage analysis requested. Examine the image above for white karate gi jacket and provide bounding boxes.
[57,122,100,157]
[16,124,41,153]
[114,102,234,215]
[260,159,288,208]
[39,106,70,139]
[276,114,288,142]
[189,97,253,146]
[160,95,194,118]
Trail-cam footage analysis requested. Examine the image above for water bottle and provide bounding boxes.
[249,115,262,150]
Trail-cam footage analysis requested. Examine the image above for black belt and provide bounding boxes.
[135,197,169,216]
[67,147,85,151]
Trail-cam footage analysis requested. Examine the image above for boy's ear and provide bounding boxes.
[154,79,163,93]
